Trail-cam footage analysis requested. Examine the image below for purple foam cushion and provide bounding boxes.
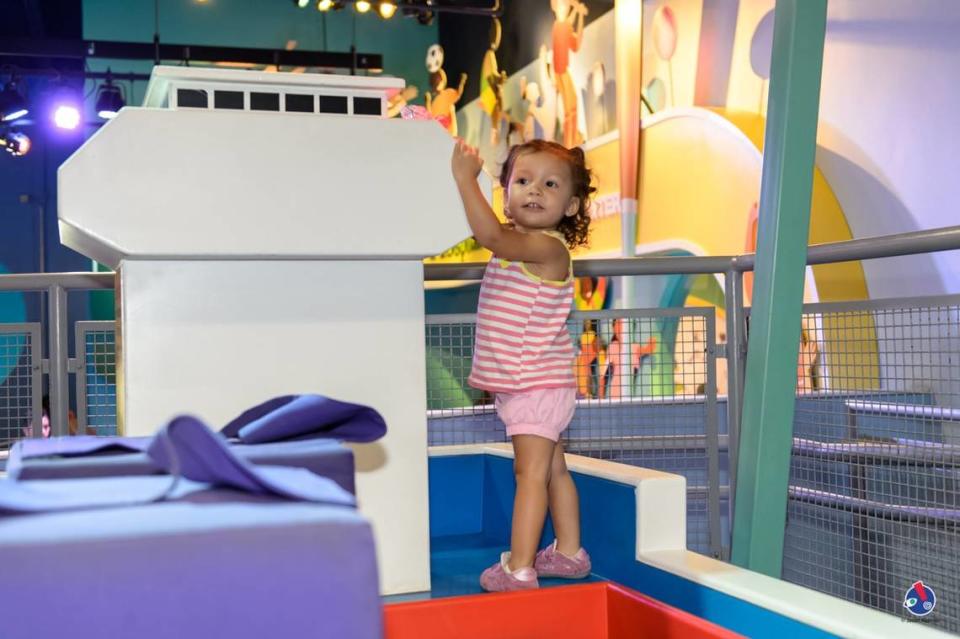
[0,500,382,639]
[7,439,356,495]
[241,439,355,494]
[14,436,148,458]
[147,415,355,504]
[5,436,152,479]
[0,416,355,513]
[221,395,387,444]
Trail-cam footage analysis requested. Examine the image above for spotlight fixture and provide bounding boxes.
[296,0,310,7]
[47,83,83,131]
[53,104,81,130]
[95,81,125,120]
[355,1,371,13]
[317,0,341,10]
[378,1,397,18]
[397,0,497,23]
[417,0,436,25]
[1,130,31,156]
[0,80,29,122]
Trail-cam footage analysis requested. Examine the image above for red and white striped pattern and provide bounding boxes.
[468,257,575,393]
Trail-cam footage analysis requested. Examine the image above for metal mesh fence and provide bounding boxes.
[0,324,41,452]
[426,307,724,558]
[75,322,118,436]
[782,296,960,633]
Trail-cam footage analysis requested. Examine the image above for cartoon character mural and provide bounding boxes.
[551,0,588,147]
[600,318,657,400]
[674,316,709,396]
[425,44,467,136]
[387,86,419,119]
[651,5,678,107]
[573,276,609,399]
[582,61,616,139]
[797,317,821,393]
[570,277,659,400]
[519,45,559,143]
[520,77,545,141]
[479,18,509,145]
[749,9,775,114]
[425,2,878,407]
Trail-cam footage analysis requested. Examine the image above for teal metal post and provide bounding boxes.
[730,0,827,577]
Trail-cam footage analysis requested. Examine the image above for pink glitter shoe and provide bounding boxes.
[534,540,592,579]
[479,552,540,592]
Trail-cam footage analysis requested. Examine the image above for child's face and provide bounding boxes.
[505,151,578,233]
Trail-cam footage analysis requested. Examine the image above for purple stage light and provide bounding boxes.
[53,104,81,130]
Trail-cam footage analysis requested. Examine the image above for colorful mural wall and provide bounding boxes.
[423,0,889,407]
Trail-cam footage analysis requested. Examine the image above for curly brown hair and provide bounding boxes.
[499,140,595,249]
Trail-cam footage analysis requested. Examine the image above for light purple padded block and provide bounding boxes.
[7,393,382,492]
[0,498,382,639]
[0,417,355,513]
[8,439,356,493]
[0,415,379,637]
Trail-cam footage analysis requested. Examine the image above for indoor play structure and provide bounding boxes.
[43,58,954,639]
[57,65,487,595]
[1,0,959,637]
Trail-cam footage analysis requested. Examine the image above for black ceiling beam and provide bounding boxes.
[0,37,382,71]
[398,1,502,17]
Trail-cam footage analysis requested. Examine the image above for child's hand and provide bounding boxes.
[451,138,484,183]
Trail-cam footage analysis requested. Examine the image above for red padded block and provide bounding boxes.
[606,583,744,638]
[384,582,743,639]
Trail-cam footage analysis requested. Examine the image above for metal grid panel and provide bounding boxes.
[0,323,42,451]
[426,307,724,558]
[782,296,960,633]
[75,321,118,436]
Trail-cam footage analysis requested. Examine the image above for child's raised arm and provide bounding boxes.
[451,139,567,265]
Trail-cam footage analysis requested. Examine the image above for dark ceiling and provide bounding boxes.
[441,0,614,104]
[0,0,614,93]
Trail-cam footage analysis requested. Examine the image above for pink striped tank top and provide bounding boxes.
[468,234,576,393]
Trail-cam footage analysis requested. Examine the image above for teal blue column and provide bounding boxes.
[731,0,827,577]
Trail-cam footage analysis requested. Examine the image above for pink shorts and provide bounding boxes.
[495,386,577,442]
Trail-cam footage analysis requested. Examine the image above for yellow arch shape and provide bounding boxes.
[583,107,878,390]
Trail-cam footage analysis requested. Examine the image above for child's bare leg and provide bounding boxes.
[508,434,555,570]
[548,442,582,556]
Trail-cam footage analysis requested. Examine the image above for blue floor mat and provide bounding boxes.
[384,533,603,603]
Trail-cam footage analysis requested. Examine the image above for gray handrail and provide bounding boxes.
[3,225,957,286]
[845,400,960,422]
[424,224,960,280]
[426,255,736,279]
[737,224,960,271]
[0,272,114,291]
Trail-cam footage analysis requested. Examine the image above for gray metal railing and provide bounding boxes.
[0,272,112,441]
[0,323,42,450]
[425,306,726,557]
[425,224,960,630]
[425,225,960,522]
[1,225,954,440]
